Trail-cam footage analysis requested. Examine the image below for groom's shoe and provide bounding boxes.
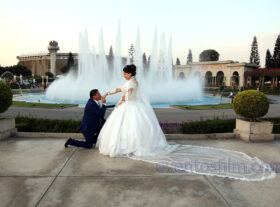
[64,138,71,148]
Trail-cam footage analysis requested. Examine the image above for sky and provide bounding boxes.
[0,0,279,67]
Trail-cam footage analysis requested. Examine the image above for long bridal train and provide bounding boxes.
[96,76,276,182]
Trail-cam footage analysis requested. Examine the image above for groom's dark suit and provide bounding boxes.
[68,98,113,148]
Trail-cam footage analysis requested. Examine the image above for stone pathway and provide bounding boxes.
[0,137,279,207]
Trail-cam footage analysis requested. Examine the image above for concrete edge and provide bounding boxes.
[15,132,240,140]
[17,132,84,139]
[15,132,280,140]
[0,128,18,140]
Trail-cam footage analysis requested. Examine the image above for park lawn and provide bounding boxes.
[12,101,76,108]
[175,103,232,110]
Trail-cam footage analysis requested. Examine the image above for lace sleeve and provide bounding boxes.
[116,79,137,107]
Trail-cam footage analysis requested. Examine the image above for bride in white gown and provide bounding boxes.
[96,65,276,181]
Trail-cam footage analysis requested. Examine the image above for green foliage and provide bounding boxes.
[181,119,236,134]
[109,46,114,56]
[45,71,54,77]
[12,101,74,108]
[0,66,4,75]
[14,117,280,134]
[15,117,81,133]
[176,57,181,65]
[60,65,69,74]
[142,53,147,65]
[187,49,193,64]
[128,44,135,63]
[176,104,232,110]
[249,36,260,66]
[61,52,75,74]
[233,90,269,120]
[273,123,280,133]
[272,34,280,68]
[0,65,31,77]
[0,82,13,113]
[265,49,273,68]
[199,49,219,62]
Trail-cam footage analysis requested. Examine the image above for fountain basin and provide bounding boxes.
[13,93,231,108]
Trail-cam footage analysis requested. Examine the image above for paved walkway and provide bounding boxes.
[0,137,279,207]
[4,94,280,122]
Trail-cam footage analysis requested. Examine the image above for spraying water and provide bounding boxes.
[46,23,203,104]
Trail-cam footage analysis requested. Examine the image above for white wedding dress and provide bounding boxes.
[96,77,276,181]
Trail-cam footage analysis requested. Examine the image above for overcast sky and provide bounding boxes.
[0,0,279,67]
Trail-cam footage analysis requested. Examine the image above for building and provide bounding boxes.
[174,60,259,87]
[245,68,280,87]
[17,41,78,76]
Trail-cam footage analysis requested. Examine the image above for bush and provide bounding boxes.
[0,82,13,113]
[16,117,81,133]
[15,117,280,134]
[2,65,31,77]
[181,119,235,134]
[273,123,280,134]
[45,71,54,78]
[233,90,269,121]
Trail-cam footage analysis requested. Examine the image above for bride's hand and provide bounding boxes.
[102,93,108,99]
[102,96,106,104]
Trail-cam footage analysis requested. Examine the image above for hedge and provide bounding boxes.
[15,117,280,134]
[181,119,236,134]
[16,117,81,133]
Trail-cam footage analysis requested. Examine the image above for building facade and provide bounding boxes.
[174,60,259,87]
[17,41,78,76]
[245,68,280,87]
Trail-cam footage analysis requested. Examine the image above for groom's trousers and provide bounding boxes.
[68,130,98,149]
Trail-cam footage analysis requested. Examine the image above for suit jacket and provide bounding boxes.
[80,99,109,135]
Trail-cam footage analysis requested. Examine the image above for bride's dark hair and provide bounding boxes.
[123,64,136,76]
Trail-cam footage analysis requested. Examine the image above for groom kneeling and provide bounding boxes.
[64,89,113,149]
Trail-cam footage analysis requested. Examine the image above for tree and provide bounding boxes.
[45,71,54,78]
[147,55,151,67]
[61,52,75,74]
[249,36,260,67]
[4,65,31,77]
[187,49,193,64]
[265,49,273,68]
[142,53,147,65]
[176,57,181,65]
[109,46,114,56]
[0,66,4,76]
[67,52,74,68]
[272,34,280,68]
[128,44,135,63]
[107,46,114,69]
[199,49,219,62]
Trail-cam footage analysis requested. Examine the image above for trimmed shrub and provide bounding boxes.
[15,117,81,133]
[273,123,280,134]
[233,90,269,121]
[15,117,280,134]
[0,82,13,113]
[181,119,236,134]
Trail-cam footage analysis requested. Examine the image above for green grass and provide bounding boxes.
[12,101,75,108]
[175,103,232,110]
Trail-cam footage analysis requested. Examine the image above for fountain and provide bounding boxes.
[45,22,204,106]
